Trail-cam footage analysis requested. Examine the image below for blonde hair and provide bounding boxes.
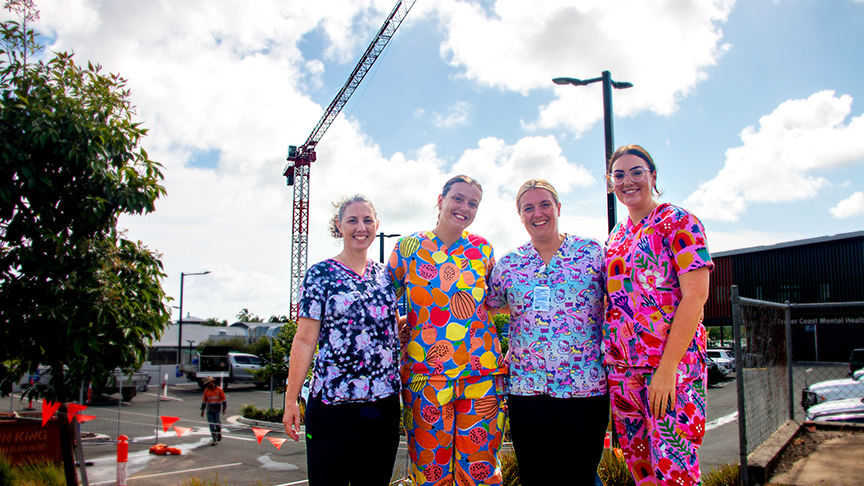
[515,179,560,212]
[328,194,376,239]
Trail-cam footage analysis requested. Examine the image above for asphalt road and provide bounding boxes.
[71,376,742,486]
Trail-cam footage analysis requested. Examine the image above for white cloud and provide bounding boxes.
[434,0,735,135]
[707,229,808,254]
[831,192,864,218]
[685,91,864,221]
[433,101,473,128]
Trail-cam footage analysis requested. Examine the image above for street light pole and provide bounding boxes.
[177,271,211,364]
[377,232,401,263]
[553,71,633,232]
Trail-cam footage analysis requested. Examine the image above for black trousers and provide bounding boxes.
[305,393,401,486]
[508,393,610,485]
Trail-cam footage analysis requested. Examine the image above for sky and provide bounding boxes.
[11,0,864,323]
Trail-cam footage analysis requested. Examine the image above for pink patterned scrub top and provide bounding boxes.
[487,235,607,398]
[604,203,714,369]
[388,231,505,381]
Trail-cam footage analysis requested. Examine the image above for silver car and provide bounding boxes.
[806,397,864,423]
[802,369,864,409]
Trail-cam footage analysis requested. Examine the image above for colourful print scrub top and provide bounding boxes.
[604,203,714,369]
[487,235,607,398]
[388,230,504,380]
[298,259,401,404]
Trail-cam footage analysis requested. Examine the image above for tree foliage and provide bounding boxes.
[252,320,298,394]
[0,1,170,405]
[203,317,228,327]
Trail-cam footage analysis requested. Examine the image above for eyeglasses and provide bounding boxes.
[609,167,651,185]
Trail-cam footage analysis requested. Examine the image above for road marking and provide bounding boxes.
[271,481,308,486]
[89,462,242,484]
[706,411,738,431]
[258,454,300,471]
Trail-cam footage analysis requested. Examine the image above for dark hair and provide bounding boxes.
[329,194,376,239]
[516,179,559,212]
[607,144,662,196]
[442,175,483,198]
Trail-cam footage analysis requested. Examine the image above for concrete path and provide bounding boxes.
[770,434,864,486]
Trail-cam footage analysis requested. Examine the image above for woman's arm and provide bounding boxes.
[648,266,710,419]
[282,316,321,441]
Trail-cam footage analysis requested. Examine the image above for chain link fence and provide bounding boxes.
[731,285,864,485]
[5,367,168,445]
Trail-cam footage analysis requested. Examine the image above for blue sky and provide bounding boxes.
[16,0,864,322]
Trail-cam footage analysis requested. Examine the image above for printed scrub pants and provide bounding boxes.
[607,363,707,486]
[403,374,506,486]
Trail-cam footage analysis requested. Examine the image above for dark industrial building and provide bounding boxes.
[704,231,864,363]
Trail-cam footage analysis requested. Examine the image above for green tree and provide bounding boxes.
[236,308,262,322]
[0,2,169,480]
[203,317,228,327]
[253,320,298,395]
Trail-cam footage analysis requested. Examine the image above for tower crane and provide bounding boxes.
[283,0,417,319]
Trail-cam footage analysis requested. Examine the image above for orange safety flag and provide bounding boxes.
[252,427,270,444]
[41,400,62,427]
[160,416,180,432]
[66,403,88,422]
[173,426,192,437]
[267,437,287,450]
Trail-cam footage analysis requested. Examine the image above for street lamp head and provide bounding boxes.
[612,81,634,90]
[552,77,586,86]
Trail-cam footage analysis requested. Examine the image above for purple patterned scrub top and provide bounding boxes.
[486,235,607,398]
[298,258,401,404]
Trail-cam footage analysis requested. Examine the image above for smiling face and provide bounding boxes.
[518,187,560,243]
[437,182,482,232]
[336,201,379,253]
[611,153,657,215]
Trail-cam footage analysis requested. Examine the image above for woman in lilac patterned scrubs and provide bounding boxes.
[604,145,713,486]
[486,179,608,485]
[282,195,401,486]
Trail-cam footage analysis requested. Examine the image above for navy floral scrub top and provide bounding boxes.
[298,258,401,405]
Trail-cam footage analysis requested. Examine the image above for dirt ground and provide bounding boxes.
[768,427,864,480]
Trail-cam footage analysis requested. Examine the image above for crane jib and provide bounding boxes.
[283,0,417,320]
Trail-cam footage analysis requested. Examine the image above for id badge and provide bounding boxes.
[533,285,551,312]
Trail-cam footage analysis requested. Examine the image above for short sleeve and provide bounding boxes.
[485,255,508,309]
[669,212,714,276]
[298,264,326,321]
[387,238,409,293]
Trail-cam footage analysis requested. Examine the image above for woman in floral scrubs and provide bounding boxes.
[486,179,608,485]
[282,195,401,485]
[389,175,507,486]
[604,145,713,486]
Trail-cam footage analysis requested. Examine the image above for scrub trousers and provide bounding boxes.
[304,393,401,486]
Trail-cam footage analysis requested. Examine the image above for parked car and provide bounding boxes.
[708,348,736,372]
[33,366,150,402]
[707,357,728,382]
[802,369,864,409]
[181,346,269,390]
[806,397,864,423]
[849,348,864,376]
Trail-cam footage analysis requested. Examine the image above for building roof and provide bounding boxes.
[712,231,864,259]
[151,323,247,348]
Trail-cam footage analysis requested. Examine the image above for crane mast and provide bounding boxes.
[283,0,416,320]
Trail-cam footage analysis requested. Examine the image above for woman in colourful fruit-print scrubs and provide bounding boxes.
[604,145,713,486]
[486,179,609,485]
[389,175,507,486]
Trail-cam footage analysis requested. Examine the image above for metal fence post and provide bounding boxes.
[784,302,794,421]
[732,285,749,486]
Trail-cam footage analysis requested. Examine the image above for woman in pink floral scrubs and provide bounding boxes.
[604,145,713,486]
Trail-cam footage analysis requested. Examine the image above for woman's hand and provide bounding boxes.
[648,364,677,420]
[283,402,302,441]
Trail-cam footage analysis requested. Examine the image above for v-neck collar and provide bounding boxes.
[328,258,370,279]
